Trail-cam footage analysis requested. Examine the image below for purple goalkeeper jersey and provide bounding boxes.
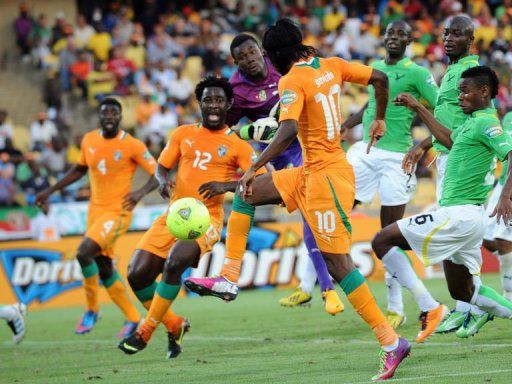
[227,58,302,170]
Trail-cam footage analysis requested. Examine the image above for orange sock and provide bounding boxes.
[103,272,140,323]
[81,262,100,313]
[341,270,398,348]
[221,210,253,282]
[142,282,181,341]
[142,300,183,334]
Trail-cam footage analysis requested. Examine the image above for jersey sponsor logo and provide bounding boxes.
[485,126,503,138]
[281,90,298,105]
[217,144,227,158]
[256,89,267,101]
[114,150,122,161]
[1,249,82,305]
[314,71,335,88]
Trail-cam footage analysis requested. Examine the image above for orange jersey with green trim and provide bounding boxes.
[278,56,373,173]
[78,129,156,210]
[158,124,264,219]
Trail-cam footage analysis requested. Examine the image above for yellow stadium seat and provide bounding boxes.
[13,125,30,152]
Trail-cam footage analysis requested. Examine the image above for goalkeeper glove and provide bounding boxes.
[239,117,278,144]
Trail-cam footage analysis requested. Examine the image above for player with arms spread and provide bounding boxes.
[118,77,265,357]
[341,20,440,330]
[35,98,157,338]
[185,33,343,314]
[374,66,512,345]
[202,19,409,381]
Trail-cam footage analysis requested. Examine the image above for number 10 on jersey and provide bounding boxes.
[314,84,341,140]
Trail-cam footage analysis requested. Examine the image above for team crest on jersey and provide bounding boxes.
[114,150,122,161]
[281,90,297,105]
[256,89,267,101]
[218,145,227,158]
[485,126,503,138]
[143,150,152,160]
[251,152,258,162]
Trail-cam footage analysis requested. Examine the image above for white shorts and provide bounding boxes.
[484,183,512,241]
[435,152,449,203]
[346,141,417,206]
[397,204,485,275]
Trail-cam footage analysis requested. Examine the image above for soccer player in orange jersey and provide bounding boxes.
[35,98,157,338]
[198,20,408,381]
[118,77,264,358]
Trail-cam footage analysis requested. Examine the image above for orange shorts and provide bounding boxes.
[272,165,355,254]
[136,212,222,259]
[85,208,132,257]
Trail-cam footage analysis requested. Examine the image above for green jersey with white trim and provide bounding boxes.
[499,112,512,185]
[433,55,480,153]
[440,108,512,207]
[363,57,439,153]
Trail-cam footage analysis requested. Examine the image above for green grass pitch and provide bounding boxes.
[2,274,511,384]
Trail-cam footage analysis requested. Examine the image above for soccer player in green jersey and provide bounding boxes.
[341,20,440,333]
[482,111,512,305]
[401,15,491,336]
[373,66,512,343]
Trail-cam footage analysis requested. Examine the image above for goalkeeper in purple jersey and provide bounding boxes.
[185,33,343,315]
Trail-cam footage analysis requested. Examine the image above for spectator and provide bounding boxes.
[146,24,185,64]
[38,136,68,177]
[324,4,346,32]
[135,93,159,129]
[70,50,92,98]
[0,138,23,166]
[326,25,352,60]
[74,13,95,48]
[58,36,77,91]
[29,13,52,67]
[0,159,16,207]
[151,60,175,92]
[87,23,112,62]
[351,24,380,61]
[29,112,57,151]
[145,103,178,153]
[66,134,82,164]
[19,155,50,205]
[107,46,136,89]
[134,66,156,95]
[42,69,63,119]
[31,202,61,242]
[86,60,116,103]
[0,110,13,151]
[117,8,134,44]
[13,3,33,59]
[51,12,68,46]
[168,66,193,106]
[221,55,237,79]
[124,32,146,69]
[242,5,263,32]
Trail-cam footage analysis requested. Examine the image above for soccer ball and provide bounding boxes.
[166,197,211,240]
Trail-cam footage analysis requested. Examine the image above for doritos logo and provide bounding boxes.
[0,249,83,305]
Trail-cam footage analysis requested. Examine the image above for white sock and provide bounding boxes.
[0,305,16,321]
[471,284,512,319]
[382,338,400,352]
[469,275,485,315]
[499,251,512,297]
[385,271,404,315]
[455,300,471,312]
[300,255,317,295]
[382,246,439,312]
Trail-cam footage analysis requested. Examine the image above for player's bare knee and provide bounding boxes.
[371,230,388,259]
[496,238,512,254]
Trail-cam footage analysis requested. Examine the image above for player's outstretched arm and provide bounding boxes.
[122,176,159,211]
[402,136,433,174]
[340,102,368,133]
[35,164,87,206]
[199,181,238,199]
[155,163,175,200]
[366,70,388,153]
[491,150,512,225]
[394,93,452,149]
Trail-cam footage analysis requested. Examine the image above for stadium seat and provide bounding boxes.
[12,125,30,152]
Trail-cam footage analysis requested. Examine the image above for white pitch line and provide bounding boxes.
[4,336,512,349]
[347,369,512,384]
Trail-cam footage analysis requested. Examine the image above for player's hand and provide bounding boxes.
[490,194,512,226]
[393,93,421,111]
[199,181,226,200]
[250,117,279,143]
[158,178,175,200]
[367,119,386,154]
[239,167,256,200]
[402,144,425,175]
[122,190,144,211]
[35,189,51,207]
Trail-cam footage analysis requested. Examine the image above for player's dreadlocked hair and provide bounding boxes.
[262,18,317,74]
[461,66,499,99]
[230,33,260,57]
[194,76,234,102]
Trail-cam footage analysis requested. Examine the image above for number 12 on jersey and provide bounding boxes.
[314,84,341,140]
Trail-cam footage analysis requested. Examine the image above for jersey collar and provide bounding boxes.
[472,107,498,119]
[294,57,320,69]
[99,129,125,139]
[455,55,480,66]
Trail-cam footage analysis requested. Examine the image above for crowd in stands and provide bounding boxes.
[2,0,512,208]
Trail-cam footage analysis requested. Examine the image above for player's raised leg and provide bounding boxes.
[119,241,200,355]
[127,249,190,358]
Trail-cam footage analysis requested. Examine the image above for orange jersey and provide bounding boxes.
[278,57,373,173]
[158,124,264,219]
[78,129,156,210]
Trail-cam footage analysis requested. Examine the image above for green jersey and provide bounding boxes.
[433,55,480,153]
[440,108,512,207]
[499,112,512,185]
[363,57,439,153]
